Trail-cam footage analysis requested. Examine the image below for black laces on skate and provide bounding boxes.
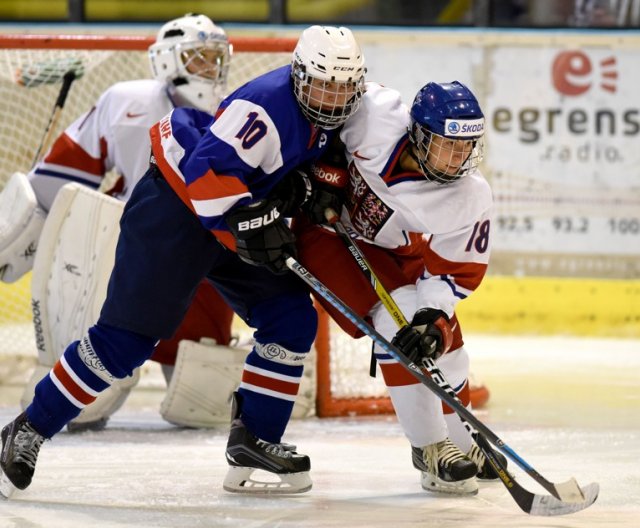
[256,439,294,458]
[13,423,44,470]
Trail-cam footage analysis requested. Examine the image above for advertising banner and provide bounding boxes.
[360,31,640,278]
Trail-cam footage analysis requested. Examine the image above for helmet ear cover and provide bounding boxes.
[291,26,366,129]
[408,81,485,184]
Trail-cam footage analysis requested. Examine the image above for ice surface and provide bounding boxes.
[0,334,638,527]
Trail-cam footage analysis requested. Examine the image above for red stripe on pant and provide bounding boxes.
[379,362,470,414]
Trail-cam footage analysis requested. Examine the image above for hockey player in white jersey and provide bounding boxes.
[294,80,505,495]
[0,14,235,431]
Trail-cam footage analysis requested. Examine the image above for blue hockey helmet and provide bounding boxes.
[408,81,485,184]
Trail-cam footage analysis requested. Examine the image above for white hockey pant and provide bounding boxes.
[370,285,473,451]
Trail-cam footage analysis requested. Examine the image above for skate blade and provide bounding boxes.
[0,471,17,499]
[421,473,479,496]
[223,466,312,495]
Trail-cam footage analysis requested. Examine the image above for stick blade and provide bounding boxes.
[529,482,599,516]
[15,57,85,87]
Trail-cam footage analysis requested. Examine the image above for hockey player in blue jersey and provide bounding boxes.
[0,25,366,497]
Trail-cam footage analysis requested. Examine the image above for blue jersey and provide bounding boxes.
[151,65,334,250]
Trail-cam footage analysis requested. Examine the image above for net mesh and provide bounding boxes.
[0,37,293,381]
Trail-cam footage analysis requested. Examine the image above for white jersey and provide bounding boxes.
[29,79,175,211]
[339,82,493,315]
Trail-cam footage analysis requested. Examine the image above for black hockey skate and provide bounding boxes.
[0,412,45,498]
[467,442,508,480]
[411,438,478,495]
[223,392,311,494]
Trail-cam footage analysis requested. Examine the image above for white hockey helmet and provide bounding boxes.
[292,26,366,129]
[149,13,231,114]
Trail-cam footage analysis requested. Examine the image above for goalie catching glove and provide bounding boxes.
[391,308,454,362]
[226,199,296,274]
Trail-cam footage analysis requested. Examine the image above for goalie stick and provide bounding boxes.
[31,69,79,166]
[285,250,598,516]
[15,57,85,166]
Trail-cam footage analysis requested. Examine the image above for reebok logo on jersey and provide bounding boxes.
[126,111,146,119]
[236,207,280,231]
[311,163,347,188]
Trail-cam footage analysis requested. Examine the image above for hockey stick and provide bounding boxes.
[15,57,85,166]
[285,253,598,516]
[31,70,79,166]
[15,57,84,88]
[321,209,597,508]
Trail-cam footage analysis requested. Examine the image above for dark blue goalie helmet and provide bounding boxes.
[408,81,485,184]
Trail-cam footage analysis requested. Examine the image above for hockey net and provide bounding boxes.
[0,33,389,417]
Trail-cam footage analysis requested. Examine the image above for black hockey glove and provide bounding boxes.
[225,199,296,274]
[302,160,348,225]
[268,169,313,217]
[391,308,454,363]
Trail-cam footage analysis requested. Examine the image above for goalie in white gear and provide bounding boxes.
[293,80,506,495]
[0,13,238,432]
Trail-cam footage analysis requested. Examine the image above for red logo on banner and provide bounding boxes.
[552,51,618,96]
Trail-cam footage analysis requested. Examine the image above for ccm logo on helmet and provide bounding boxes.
[445,118,485,138]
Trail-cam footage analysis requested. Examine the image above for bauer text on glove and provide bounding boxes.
[225,199,296,274]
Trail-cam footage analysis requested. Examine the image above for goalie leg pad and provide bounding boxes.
[0,172,46,283]
[160,339,248,428]
[25,182,137,428]
[30,182,124,367]
[159,339,318,428]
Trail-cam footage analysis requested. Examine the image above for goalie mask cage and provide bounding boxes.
[0,33,391,418]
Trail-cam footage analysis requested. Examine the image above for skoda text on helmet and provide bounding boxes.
[292,26,366,130]
[409,81,485,184]
[149,13,232,114]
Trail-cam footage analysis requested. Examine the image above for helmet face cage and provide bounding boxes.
[411,124,484,185]
[291,26,366,129]
[292,61,365,129]
[409,81,485,185]
[149,15,231,113]
[175,37,230,87]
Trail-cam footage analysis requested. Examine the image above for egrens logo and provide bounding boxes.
[552,50,618,96]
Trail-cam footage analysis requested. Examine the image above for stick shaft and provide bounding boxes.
[32,70,77,167]
[285,255,563,499]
